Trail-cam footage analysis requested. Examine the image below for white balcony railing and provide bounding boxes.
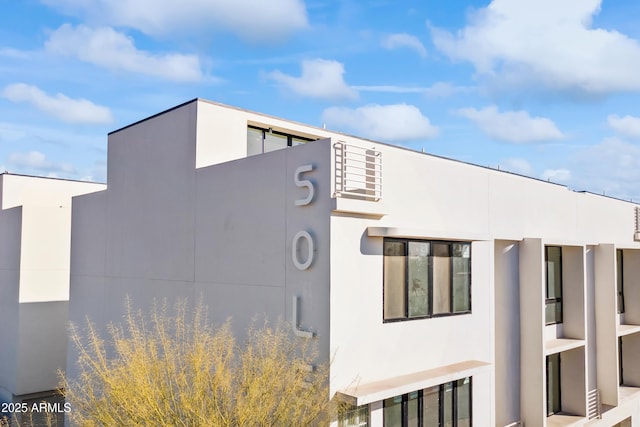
[587,388,602,420]
[333,142,382,201]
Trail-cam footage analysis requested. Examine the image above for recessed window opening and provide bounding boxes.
[247,125,314,156]
[383,377,472,427]
[383,239,471,322]
[617,249,625,314]
[545,246,563,325]
[619,336,624,386]
[546,353,561,416]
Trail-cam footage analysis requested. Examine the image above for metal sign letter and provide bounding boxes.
[292,230,314,270]
[294,164,314,206]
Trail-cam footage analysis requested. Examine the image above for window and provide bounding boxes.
[339,404,369,427]
[545,246,563,325]
[619,336,624,386]
[546,353,561,416]
[247,125,314,156]
[617,249,625,314]
[383,239,471,322]
[383,378,472,427]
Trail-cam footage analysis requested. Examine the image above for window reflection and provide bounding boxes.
[383,239,471,321]
[383,378,472,427]
[246,125,314,156]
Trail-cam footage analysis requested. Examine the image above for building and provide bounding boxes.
[68,99,640,426]
[0,174,105,408]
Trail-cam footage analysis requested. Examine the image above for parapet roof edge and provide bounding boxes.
[194,101,575,193]
[108,98,199,135]
[0,172,105,185]
[108,98,639,206]
[192,100,570,190]
[574,190,639,205]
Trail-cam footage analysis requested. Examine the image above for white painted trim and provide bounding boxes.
[336,360,491,406]
[367,226,489,242]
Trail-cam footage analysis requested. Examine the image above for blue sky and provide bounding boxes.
[2,0,640,201]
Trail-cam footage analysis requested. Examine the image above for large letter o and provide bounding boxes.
[292,231,314,270]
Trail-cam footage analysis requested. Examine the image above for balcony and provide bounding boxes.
[332,141,385,217]
[333,141,382,201]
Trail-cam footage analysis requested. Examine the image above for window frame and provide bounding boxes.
[619,336,624,386]
[383,377,473,427]
[617,249,625,314]
[545,246,563,326]
[383,238,472,323]
[247,125,314,155]
[546,353,561,417]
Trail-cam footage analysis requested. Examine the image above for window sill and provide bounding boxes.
[383,311,472,323]
[619,385,640,403]
[617,323,640,337]
[546,413,585,427]
[545,321,564,326]
[544,338,585,356]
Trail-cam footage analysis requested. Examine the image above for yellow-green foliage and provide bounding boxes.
[1,411,57,427]
[63,300,330,426]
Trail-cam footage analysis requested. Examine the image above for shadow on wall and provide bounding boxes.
[360,229,382,256]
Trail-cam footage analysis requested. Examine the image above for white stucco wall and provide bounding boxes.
[1,174,104,210]
[195,100,331,169]
[69,103,334,385]
[15,301,69,396]
[494,240,521,426]
[326,140,639,425]
[0,174,104,402]
[194,139,332,352]
[0,205,22,403]
[66,99,640,426]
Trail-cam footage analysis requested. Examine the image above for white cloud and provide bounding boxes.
[541,168,571,183]
[457,105,564,143]
[607,114,640,139]
[8,151,76,174]
[268,59,358,101]
[0,121,105,147]
[571,137,640,199]
[79,160,107,183]
[322,104,439,142]
[431,0,640,94]
[0,122,28,142]
[352,82,472,97]
[381,33,427,58]
[424,82,473,97]
[40,0,307,42]
[352,85,426,94]
[0,48,31,59]
[2,83,113,124]
[501,158,533,176]
[45,24,204,82]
